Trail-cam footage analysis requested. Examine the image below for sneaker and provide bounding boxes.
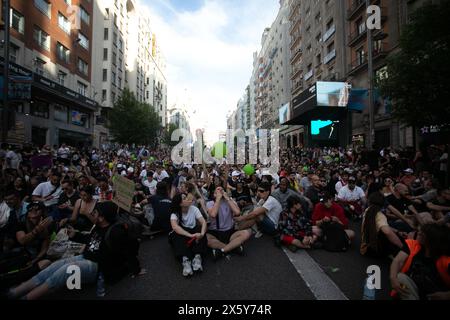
[233,245,244,256]
[192,254,203,272]
[212,249,224,262]
[254,231,263,239]
[182,257,193,277]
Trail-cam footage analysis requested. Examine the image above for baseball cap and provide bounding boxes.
[404,168,414,174]
[232,170,241,177]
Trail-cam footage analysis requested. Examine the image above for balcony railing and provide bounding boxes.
[347,0,365,20]
[304,69,314,81]
[323,49,336,64]
[323,25,336,42]
[290,47,303,64]
[348,42,389,75]
[348,28,367,46]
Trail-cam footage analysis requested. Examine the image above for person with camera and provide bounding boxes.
[206,187,252,261]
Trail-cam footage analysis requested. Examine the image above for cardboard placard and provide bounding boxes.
[112,174,134,212]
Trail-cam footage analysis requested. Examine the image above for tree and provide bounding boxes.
[108,88,161,145]
[379,2,450,128]
[162,123,181,147]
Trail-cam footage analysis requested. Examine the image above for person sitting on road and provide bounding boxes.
[390,223,450,300]
[276,196,321,252]
[360,192,406,258]
[234,182,283,238]
[312,192,355,242]
[169,193,208,277]
[337,176,366,219]
[6,201,145,300]
[63,185,98,232]
[385,183,420,233]
[272,177,312,214]
[206,187,252,261]
[305,175,325,207]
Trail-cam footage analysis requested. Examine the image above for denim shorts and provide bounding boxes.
[257,215,277,236]
[31,255,98,290]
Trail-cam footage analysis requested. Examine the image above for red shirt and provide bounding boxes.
[312,202,349,228]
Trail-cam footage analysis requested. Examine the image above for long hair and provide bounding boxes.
[170,193,184,222]
[362,191,385,254]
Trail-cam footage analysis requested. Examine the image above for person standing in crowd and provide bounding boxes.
[57,180,79,221]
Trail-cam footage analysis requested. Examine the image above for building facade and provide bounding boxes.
[1,0,97,147]
[92,0,168,148]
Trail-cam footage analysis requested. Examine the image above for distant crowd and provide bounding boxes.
[0,141,449,300]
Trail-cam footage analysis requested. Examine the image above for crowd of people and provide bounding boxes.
[0,141,449,300]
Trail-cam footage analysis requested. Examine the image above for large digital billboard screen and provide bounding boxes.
[310,120,339,141]
[316,82,350,107]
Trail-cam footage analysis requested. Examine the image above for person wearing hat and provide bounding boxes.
[400,168,417,188]
[337,175,367,219]
[6,201,145,300]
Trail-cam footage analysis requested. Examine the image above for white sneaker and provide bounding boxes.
[192,254,203,272]
[182,257,193,277]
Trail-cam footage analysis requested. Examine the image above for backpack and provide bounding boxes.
[321,222,351,252]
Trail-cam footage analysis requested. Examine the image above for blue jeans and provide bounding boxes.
[31,255,98,290]
[258,215,277,236]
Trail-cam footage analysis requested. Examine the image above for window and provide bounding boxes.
[315,12,321,25]
[111,92,116,103]
[80,6,90,25]
[77,81,88,96]
[118,39,123,51]
[56,42,70,63]
[327,19,334,31]
[113,32,117,46]
[356,47,366,65]
[118,77,122,88]
[357,18,366,35]
[327,41,335,53]
[34,58,45,75]
[78,32,89,50]
[34,0,51,18]
[10,8,25,34]
[103,48,108,61]
[114,13,118,26]
[58,13,71,34]
[57,71,66,86]
[104,28,109,40]
[112,52,116,65]
[78,58,88,75]
[112,71,116,85]
[102,90,107,101]
[9,43,19,63]
[54,104,68,122]
[33,27,50,51]
[102,69,107,81]
[71,109,89,128]
[118,57,122,70]
[31,100,49,118]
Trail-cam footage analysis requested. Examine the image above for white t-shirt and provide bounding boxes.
[6,151,21,169]
[32,181,63,207]
[57,147,70,159]
[143,179,157,195]
[261,196,282,225]
[335,180,346,194]
[170,206,203,229]
[153,170,169,182]
[338,185,365,202]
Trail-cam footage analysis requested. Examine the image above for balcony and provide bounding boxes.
[290,65,303,80]
[290,47,303,64]
[348,28,367,46]
[290,15,301,35]
[348,42,389,76]
[323,25,336,43]
[347,0,365,20]
[290,32,301,50]
[289,1,300,21]
[304,69,314,81]
[323,49,336,65]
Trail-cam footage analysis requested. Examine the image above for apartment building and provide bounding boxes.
[92,0,168,147]
[1,0,97,147]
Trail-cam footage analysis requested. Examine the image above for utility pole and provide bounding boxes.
[366,0,375,150]
[1,0,10,143]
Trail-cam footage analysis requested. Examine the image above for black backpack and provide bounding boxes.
[104,211,143,250]
[321,222,351,252]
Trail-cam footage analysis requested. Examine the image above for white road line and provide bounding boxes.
[283,248,349,300]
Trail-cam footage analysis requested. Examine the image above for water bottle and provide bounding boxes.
[362,277,376,300]
[96,272,106,297]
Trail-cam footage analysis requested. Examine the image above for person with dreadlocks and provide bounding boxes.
[360,192,406,257]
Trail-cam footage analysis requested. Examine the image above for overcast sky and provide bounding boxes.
[141,0,280,145]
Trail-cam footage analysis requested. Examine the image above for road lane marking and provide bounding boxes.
[283,248,349,300]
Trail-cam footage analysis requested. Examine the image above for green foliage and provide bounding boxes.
[379,2,450,127]
[107,88,161,145]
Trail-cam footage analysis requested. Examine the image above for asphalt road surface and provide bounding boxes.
[49,221,393,301]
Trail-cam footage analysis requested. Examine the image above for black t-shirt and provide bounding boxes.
[149,195,172,232]
[305,186,322,206]
[58,191,80,207]
[385,194,412,215]
[408,249,448,299]
[232,188,252,204]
